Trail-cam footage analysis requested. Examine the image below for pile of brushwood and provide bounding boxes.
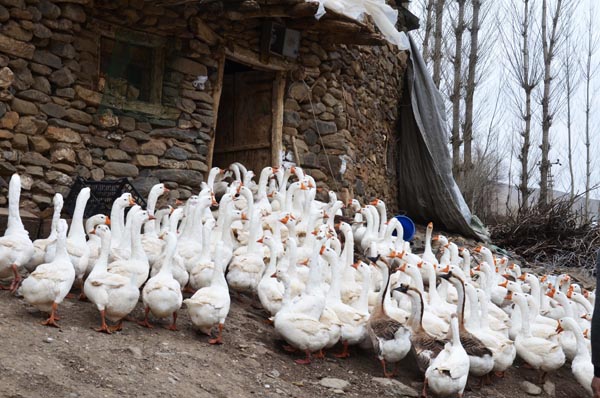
[491,197,600,269]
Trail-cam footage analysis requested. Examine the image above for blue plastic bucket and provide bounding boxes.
[393,215,416,241]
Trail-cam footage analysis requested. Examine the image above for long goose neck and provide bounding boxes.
[452,278,467,329]
[464,285,479,330]
[407,266,425,293]
[6,175,24,234]
[461,252,471,276]
[305,251,323,295]
[130,219,145,260]
[425,265,442,303]
[54,226,69,261]
[515,297,532,336]
[200,223,212,260]
[326,254,342,302]
[374,262,390,316]
[158,237,177,276]
[91,232,111,275]
[211,260,228,288]
[207,168,219,189]
[284,185,299,212]
[285,239,299,278]
[377,203,387,239]
[424,226,433,254]
[110,203,124,240]
[246,211,260,252]
[408,290,426,332]
[450,316,461,346]
[190,203,206,242]
[356,269,371,314]
[263,243,278,277]
[68,191,89,240]
[478,291,490,330]
[48,199,62,239]
[257,169,270,200]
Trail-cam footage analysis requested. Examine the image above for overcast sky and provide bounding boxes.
[408,0,600,199]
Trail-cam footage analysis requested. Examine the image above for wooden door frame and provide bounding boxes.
[207,47,288,171]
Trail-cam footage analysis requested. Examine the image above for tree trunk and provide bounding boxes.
[584,11,593,220]
[422,0,436,63]
[518,0,533,212]
[432,0,446,88]
[563,29,575,200]
[463,0,481,182]
[450,0,467,178]
[539,0,564,207]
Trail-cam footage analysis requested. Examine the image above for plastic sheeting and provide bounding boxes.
[396,35,489,241]
[310,0,409,50]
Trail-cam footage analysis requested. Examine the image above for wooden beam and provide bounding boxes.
[206,49,226,170]
[271,70,286,167]
[225,43,292,71]
[223,3,319,20]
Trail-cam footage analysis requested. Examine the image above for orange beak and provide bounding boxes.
[474,246,482,253]
[272,167,279,173]
[105,217,111,226]
[504,291,513,300]
[399,263,407,272]
[566,291,573,299]
[427,222,433,228]
[417,261,423,269]
[323,213,329,219]
[546,289,556,298]
[470,270,475,277]
[351,261,360,269]
[584,329,590,338]
[241,213,248,221]
[89,229,96,235]
[541,275,548,283]
[300,183,308,190]
[279,215,290,224]
[129,198,136,206]
[270,272,277,278]
[582,314,589,319]
[164,187,170,193]
[148,215,156,220]
[474,264,481,271]
[396,251,405,259]
[441,265,450,273]
[584,290,589,298]
[308,181,315,189]
[319,245,326,255]
[175,199,184,206]
[518,273,526,281]
[290,166,296,174]
[299,259,309,266]
[556,323,564,334]
[256,237,264,244]
[370,199,379,206]
[498,280,508,288]
[432,235,439,241]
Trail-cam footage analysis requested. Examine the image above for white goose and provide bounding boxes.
[0,174,35,292]
[557,317,593,397]
[84,224,139,333]
[20,219,73,327]
[25,193,63,273]
[185,241,232,344]
[139,231,183,331]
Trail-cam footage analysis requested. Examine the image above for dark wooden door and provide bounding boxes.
[213,70,274,173]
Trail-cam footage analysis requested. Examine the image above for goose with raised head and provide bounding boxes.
[272,246,330,364]
[394,284,445,386]
[256,235,284,317]
[107,210,153,288]
[25,193,63,273]
[141,183,170,266]
[440,271,494,383]
[367,256,411,377]
[85,214,111,274]
[139,231,183,331]
[188,219,217,290]
[84,224,139,333]
[111,205,142,261]
[110,193,135,250]
[184,241,232,344]
[422,222,438,266]
[322,246,369,358]
[424,313,470,398]
[20,219,73,327]
[556,317,593,396]
[509,291,565,384]
[0,174,35,292]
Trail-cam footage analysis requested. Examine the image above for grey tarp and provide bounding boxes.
[396,35,489,241]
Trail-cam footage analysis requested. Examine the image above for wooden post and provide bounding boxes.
[207,49,226,170]
[271,70,286,167]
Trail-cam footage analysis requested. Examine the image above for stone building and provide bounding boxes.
[0,0,421,229]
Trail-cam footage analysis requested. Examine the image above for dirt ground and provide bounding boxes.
[0,286,589,398]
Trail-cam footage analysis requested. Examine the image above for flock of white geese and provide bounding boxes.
[0,165,595,397]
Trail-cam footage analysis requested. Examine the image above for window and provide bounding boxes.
[98,35,164,104]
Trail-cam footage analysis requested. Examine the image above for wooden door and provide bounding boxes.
[213,70,274,173]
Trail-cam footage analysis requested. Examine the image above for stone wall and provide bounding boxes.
[0,0,409,217]
[281,34,408,213]
[0,0,218,213]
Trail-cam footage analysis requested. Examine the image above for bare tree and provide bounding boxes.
[504,0,541,211]
[462,0,482,181]
[422,0,436,62]
[582,4,599,220]
[538,0,567,206]
[450,0,467,178]
[432,0,447,87]
[560,19,578,200]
